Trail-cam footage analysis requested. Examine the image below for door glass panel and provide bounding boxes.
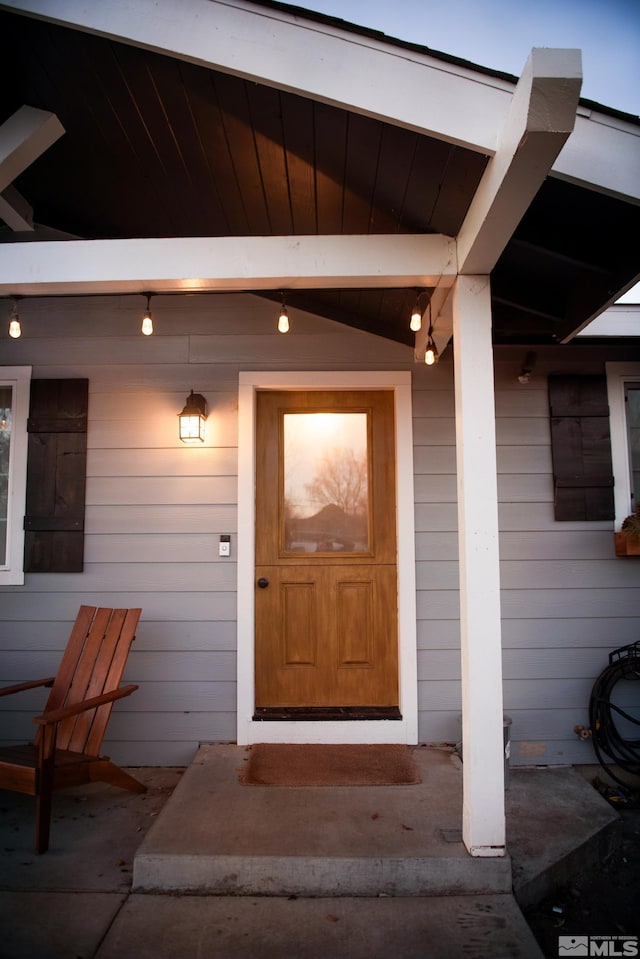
[0,386,13,566]
[283,412,369,553]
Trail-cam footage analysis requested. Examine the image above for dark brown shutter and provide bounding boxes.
[548,374,614,521]
[24,379,88,572]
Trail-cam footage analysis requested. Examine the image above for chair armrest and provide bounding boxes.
[0,677,55,698]
[33,684,139,726]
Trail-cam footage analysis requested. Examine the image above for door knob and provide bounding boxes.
[257,577,269,589]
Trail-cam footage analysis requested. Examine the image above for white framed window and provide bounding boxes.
[606,362,640,530]
[0,366,31,585]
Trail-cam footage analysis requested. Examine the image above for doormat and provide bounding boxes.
[240,744,421,786]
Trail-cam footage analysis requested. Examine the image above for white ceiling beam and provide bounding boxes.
[0,234,458,296]
[0,0,510,154]
[0,105,64,194]
[456,48,582,277]
[0,185,34,231]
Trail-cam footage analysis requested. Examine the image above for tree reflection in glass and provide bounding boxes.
[284,412,369,553]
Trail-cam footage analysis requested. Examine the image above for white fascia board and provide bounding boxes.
[0,105,64,193]
[457,48,582,276]
[563,279,640,341]
[577,305,640,338]
[616,280,640,305]
[0,0,508,154]
[553,108,640,203]
[0,233,458,296]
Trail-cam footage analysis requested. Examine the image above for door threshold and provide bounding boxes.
[253,706,402,721]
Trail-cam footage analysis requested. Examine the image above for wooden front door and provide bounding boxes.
[254,390,399,713]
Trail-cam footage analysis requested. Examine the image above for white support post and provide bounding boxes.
[452,275,506,857]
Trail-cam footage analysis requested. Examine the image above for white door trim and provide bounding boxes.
[236,370,418,745]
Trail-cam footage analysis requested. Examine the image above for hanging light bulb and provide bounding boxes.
[277,299,289,334]
[424,301,438,366]
[141,293,153,335]
[410,299,422,332]
[8,299,21,338]
[425,330,439,366]
[410,291,426,332]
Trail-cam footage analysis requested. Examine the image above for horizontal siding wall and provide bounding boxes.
[492,355,636,766]
[0,293,412,765]
[413,350,639,766]
[412,361,460,751]
[0,296,637,767]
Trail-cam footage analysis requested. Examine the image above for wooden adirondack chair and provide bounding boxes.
[0,606,146,853]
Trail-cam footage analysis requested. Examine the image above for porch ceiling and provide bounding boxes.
[0,6,638,346]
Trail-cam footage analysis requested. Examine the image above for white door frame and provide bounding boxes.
[236,370,418,745]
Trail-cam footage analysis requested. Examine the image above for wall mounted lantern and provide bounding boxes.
[178,390,207,443]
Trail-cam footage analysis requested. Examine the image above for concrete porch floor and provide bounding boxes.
[0,744,621,959]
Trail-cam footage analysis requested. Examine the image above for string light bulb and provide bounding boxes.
[425,330,438,366]
[423,300,439,366]
[141,293,153,335]
[409,291,426,332]
[8,299,21,338]
[277,299,289,334]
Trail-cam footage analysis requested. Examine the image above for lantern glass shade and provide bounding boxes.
[178,391,207,443]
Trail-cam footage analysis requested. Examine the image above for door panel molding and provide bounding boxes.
[337,580,373,667]
[237,371,418,745]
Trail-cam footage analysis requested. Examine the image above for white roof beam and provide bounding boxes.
[0,233,457,297]
[0,184,34,231]
[457,48,582,276]
[0,105,64,194]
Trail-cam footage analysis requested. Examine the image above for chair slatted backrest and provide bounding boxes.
[35,606,142,755]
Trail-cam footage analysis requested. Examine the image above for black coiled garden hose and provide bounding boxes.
[588,641,640,787]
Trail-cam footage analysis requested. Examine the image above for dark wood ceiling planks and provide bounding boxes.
[0,8,638,346]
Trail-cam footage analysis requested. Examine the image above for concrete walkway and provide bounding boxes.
[0,746,620,959]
